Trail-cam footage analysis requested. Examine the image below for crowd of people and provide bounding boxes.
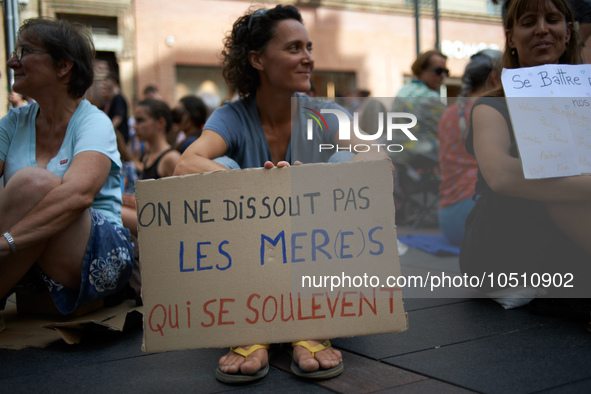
[1,0,590,385]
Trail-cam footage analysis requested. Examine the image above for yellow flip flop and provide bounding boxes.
[290,340,344,379]
[215,344,270,384]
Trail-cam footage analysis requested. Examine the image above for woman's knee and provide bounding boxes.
[0,168,62,225]
[4,167,61,196]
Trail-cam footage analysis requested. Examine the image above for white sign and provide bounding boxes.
[502,64,591,179]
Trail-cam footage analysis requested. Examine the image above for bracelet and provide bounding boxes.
[3,232,17,254]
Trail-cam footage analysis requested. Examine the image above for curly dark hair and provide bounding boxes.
[18,17,95,98]
[222,5,303,98]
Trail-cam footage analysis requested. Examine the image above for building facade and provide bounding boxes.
[134,0,506,106]
[1,0,135,113]
[2,0,591,114]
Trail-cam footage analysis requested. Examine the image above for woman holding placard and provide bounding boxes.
[174,4,362,384]
[460,0,591,312]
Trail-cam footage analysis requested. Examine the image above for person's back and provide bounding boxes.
[437,49,502,246]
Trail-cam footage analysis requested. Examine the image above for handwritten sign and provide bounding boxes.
[135,160,407,353]
[502,64,591,178]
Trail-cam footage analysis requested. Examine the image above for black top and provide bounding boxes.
[141,148,174,180]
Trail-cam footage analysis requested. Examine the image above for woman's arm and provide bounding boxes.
[159,149,182,178]
[472,104,591,202]
[2,151,110,254]
[174,129,230,175]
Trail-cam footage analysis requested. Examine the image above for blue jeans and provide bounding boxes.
[438,198,475,246]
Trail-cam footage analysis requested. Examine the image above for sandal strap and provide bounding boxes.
[229,344,270,359]
[291,340,331,357]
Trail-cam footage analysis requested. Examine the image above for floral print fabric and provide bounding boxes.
[41,209,133,314]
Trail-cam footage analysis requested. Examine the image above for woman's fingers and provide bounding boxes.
[264,161,291,168]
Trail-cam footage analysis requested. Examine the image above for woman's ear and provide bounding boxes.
[157,116,167,131]
[566,21,573,44]
[248,50,264,71]
[57,59,74,79]
[506,29,515,50]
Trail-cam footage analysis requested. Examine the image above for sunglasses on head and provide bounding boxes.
[427,67,449,77]
[247,8,269,31]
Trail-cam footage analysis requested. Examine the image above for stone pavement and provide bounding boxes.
[2,226,591,393]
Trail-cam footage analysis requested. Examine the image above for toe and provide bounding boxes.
[293,343,321,372]
[239,347,268,376]
[294,341,343,372]
[298,355,320,372]
[218,353,240,374]
[315,347,342,369]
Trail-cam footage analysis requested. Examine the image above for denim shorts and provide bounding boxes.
[1,209,134,315]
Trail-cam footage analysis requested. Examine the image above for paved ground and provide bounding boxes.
[2,225,591,393]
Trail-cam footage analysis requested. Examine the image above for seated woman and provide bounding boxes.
[121,99,180,237]
[172,95,207,154]
[0,18,133,315]
[460,0,591,310]
[437,49,501,246]
[175,5,387,384]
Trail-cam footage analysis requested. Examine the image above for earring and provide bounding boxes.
[511,49,516,56]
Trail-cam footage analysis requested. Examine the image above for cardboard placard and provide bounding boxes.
[502,64,591,178]
[136,160,407,353]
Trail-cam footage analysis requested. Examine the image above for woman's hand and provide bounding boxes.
[263,161,302,169]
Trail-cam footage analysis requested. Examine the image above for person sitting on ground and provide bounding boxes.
[392,49,448,159]
[0,18,134,315]
[174,4,388,384]
[121,99,180,237]
[460,0,591,313]
[390,50,448,224]
[437,49,502,246]
[172,95,207,153]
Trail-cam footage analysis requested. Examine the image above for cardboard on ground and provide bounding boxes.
[0,296,142,350]
[135,160,407,353]
[502,64,591,179]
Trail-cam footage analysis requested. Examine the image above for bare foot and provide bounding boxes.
[218,345,268,375]
[292,340,342,372]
